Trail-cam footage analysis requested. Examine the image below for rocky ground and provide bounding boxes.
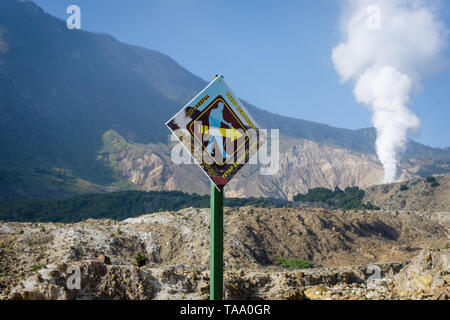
[0,207,448,300]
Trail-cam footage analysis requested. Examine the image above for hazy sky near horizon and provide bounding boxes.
[32,0,450,148]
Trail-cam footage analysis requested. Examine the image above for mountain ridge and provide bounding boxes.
[0,0,449,199]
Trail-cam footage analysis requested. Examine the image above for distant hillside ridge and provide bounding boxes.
[364,174,450,213]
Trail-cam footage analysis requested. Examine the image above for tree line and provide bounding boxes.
[293,187,379,210]
[0,190,288,222]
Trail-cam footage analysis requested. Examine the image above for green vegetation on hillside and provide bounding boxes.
[134,253,147,267]
[293,187,379,210]
[0,186,381,223]
[425,176,440,187]
[0,190,288,223]
[430,181,440,188]
[276,257,313,269]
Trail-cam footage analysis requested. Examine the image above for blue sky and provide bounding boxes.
[32,0,450,148]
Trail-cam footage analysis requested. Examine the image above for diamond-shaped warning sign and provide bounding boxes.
[166,76,266,189]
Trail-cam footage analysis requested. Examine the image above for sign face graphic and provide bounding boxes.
[166,76,266,189]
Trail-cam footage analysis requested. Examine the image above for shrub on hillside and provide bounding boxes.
[430,181,440,188]
[276,257,313,269]
[134,252,147,267]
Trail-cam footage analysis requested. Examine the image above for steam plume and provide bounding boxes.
[332,0,447,183]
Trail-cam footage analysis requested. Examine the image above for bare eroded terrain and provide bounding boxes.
[0,206,448,299]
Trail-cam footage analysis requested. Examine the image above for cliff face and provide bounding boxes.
[100,130,426,199]
[226,139,388,199]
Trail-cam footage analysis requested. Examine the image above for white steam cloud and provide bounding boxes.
[332,0,448,183]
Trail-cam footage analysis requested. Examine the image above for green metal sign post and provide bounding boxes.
[210,182,224,300]
[166,74,266,301]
